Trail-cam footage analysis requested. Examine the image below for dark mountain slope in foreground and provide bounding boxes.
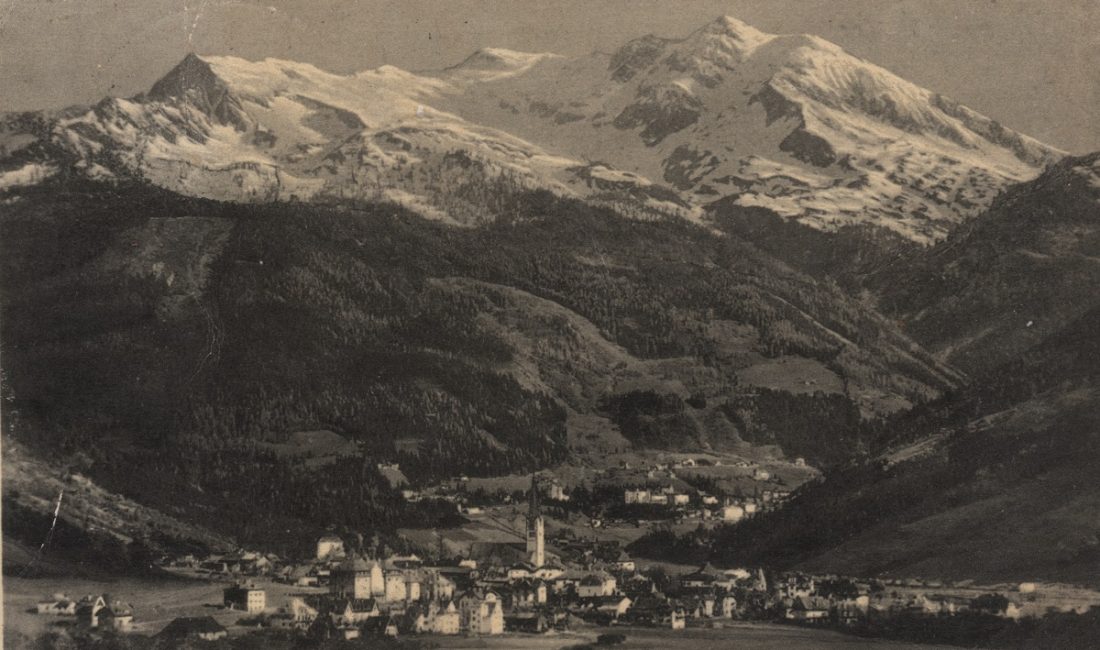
[0,177,954,551]
[630,159,1100,584]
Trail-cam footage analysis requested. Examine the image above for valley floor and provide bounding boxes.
[357,623,956,649]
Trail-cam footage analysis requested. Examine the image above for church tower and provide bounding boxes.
[526,475,545,567]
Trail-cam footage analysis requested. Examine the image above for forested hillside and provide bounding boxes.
[873,152,1100,375]
[1,174,956,548]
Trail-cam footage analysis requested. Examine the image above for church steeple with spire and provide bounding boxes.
[526,474,545,567]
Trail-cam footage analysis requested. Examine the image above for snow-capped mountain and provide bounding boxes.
[433,15,1064,243]
[4,53,685,224]
[2,15,1064,240]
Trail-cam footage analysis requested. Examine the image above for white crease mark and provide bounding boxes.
[188,0,211,47]
[22,488,64,576]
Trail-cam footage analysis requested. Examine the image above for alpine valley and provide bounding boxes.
[2,14,1099,601]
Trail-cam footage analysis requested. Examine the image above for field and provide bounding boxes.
[426,624,955,649]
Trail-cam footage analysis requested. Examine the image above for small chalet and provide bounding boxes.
[76,595,107,628]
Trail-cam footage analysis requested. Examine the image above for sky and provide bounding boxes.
[1,0,1097,152]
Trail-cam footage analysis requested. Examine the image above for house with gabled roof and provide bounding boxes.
[76,595,107,628]
[623,594,670,626]
[337,598,381,624]
[76,595,131,630]
[98,604,134,633]
[288,594,323,622]
[595,595,633,618]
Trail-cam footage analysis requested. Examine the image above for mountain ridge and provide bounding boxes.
[1,14,1065,247]
[433,14,1063,244]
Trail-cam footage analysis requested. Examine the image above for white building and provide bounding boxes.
[416,601,460,635]
[316,536,346,560]
[223,584,266,614]
[462,592,504,635]
[384,572,407,602]
[721,505,745,522]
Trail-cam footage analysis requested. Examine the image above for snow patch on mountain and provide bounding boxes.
[0,162,55,189]
[446,48,563,82]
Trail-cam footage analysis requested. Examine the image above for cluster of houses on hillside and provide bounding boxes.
[400,459,796,518]
[613,463,790,522]
[621,484,783,522]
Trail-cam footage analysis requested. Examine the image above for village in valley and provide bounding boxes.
[18,471,1100,646]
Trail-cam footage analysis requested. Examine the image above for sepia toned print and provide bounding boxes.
[1,2,1098,648]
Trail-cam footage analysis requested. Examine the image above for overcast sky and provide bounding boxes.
[2,0,1097,152]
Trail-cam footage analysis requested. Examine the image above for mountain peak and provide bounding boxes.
[695,15,775,53]
[708,15,774,40]
[148,53,218,100]
[669,15,777,73]
[449,47,560,73]
[145,53,247,128]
